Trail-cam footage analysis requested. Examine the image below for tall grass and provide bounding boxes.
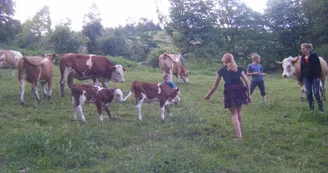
[0,62,327,172]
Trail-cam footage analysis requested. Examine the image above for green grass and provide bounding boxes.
[0,65,328,173]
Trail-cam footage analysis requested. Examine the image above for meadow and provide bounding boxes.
[0,60,327,173]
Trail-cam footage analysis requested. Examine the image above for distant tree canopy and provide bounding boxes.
[1,0,328,70]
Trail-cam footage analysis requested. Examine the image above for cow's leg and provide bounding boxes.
[159,100,165,121]
[169,69,173,82]
[67,73,74,89]
[12,68,15,76]
[77,105,86,123]
[102,79,109,88]
[136,94,146,120]
[72,97,78,121]
[20,79,25,105]
[31,80,41,102]
[104,104,115,120]
[321,80,326,101]
[96,101,104,122]
[47,79,53,100]
[93,78,100,87]
[60,67,72,97]
[165,105,172,117]
[41,81,47,97]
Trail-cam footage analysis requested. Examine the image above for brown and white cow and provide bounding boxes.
[159,53,189,83]
[123,81,181,121]
[59,53,125,97]
[17,54,56,104]
[71,84,123,123]
[275,56,328,101]
[0,50,23,76]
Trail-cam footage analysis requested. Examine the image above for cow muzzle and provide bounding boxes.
[282,74,287,78]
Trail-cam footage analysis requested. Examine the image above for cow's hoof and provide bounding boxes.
[300,98,305,102]
[37,99,41,103]
[21,102,24,105]
[48,96,52,101]
[82,121,86,124]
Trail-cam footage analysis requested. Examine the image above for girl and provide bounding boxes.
[205,53,251,141]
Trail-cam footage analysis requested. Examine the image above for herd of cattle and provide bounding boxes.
[0,50,327,122]
[0,50,188,123]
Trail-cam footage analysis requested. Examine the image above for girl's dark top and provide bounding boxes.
[298,52,322,82]
[218,66,243,86]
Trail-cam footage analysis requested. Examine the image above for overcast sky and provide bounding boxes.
[13,0,267,31]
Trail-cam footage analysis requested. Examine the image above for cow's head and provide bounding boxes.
[172,88,181,104]
[110,65,125,83]
[43,54,56,66]
[180,65,189,83]
[113,88,124,102]
[275,56,300,78]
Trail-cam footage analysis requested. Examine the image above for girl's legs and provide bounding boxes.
[237,105,243,133]
[304,78,314,111]
[229,106,242,141]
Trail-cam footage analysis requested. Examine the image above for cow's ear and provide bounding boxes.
[292,56,300,63]
[123,66,126,72]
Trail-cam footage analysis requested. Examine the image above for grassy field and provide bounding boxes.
[0,64,327,173]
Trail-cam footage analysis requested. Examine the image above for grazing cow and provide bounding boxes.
[158,53,189,83]
[275,56,328,101]
[17,54,56,104]
[71,84,123,123]
[59,53,125,97]
[0,50,23,76]
[123,81,181,121]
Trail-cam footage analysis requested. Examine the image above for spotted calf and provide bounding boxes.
[123,81,181,121]
[71,84,123,123]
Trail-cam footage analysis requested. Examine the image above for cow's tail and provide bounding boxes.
[123,81,137,101]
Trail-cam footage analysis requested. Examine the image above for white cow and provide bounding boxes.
[276,56,328,101]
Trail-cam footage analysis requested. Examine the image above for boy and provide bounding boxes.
[161,73,177,89]
[247,53,266,104]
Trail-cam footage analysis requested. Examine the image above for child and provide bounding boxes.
[247,53,266,104]
[161,73,177,89]
[205,53,251,141]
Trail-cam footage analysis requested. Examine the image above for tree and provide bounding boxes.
[265,0,307,56]
[0,0,22,43]
[50,19,88,54]
[166,0,217,55]
[82,3,103,54]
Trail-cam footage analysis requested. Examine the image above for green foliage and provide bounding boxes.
[50,20,88,54]
[0,0,21,43]
[107,56,151,71]
[82,3,103,54]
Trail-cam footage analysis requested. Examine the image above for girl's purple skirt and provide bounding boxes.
[223,83,249,108]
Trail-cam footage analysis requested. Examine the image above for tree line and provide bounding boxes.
[0,0,327,71]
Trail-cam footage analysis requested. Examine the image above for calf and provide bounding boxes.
[123,81,181,121]
[71,84,123,123]
[17,54,55,104]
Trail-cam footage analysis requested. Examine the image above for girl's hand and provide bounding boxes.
[247,96,252,103]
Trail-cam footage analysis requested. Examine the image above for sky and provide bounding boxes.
[13,0,267,31]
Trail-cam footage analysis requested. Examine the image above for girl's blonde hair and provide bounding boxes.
[301,43,313,50]
[222,53,238,72]
[251,53,261,61]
